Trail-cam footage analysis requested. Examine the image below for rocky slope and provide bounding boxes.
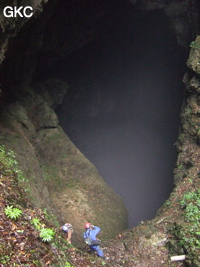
[0,80,128,242]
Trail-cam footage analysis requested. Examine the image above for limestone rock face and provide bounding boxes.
[0,81,128,240]
[0,0,48,64]
[132,0,200,47]
[0,0,128,242]
[33,78,69,110]
[187,36,200,74]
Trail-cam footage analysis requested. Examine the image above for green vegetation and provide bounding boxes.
[65,262,74,267]
[180,190,200,222]
[31,216,56,242]
[0,145,26,186]
[31,217,42,230]
[42,208,60,227]
[163,200,172,208]
[174,189,200,254]
[0,145,17,173]
[190,40,200,50]
[39,228,55,242]
[0,255,10,265]
[0,145,98,266]
[4,205,22,220]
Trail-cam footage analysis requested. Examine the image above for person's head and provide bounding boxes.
[84,222,92,229]
[62,224,68,232]
[65,223,72,227]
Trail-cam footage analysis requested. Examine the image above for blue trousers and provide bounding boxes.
[90,245,104,257]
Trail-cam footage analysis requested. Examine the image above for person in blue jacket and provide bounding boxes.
[83,222,105,258]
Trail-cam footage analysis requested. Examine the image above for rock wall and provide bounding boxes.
[0,78,128,242]
[0,0,49,64]
[0,0,128,241]
[133,0,200,48]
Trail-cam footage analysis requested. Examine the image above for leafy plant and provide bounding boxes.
[65,262,74,267]
[190,40,200,49]
[39,228,55,242]
[164,200,172,207]
[31,218,41,230]
[188,178,193,183]
[0,145,18,174]
[0,145,26,181]
[0,255,10,264]
[4,206,22,220]
[174,189,200,253]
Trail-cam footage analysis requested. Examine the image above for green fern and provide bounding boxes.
[31,218,41,230]
[39,228,55,242]
[4,206,22,220]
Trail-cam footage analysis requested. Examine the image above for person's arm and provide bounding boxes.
[83,230,87,239]
[67,230,72,243]
[91,226,100,236]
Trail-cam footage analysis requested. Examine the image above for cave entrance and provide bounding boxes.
[56,3,187,227]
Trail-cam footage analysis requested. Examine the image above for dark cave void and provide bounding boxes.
[56,5,187,227]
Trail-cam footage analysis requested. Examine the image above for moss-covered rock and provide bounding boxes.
[187,36,200,74]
